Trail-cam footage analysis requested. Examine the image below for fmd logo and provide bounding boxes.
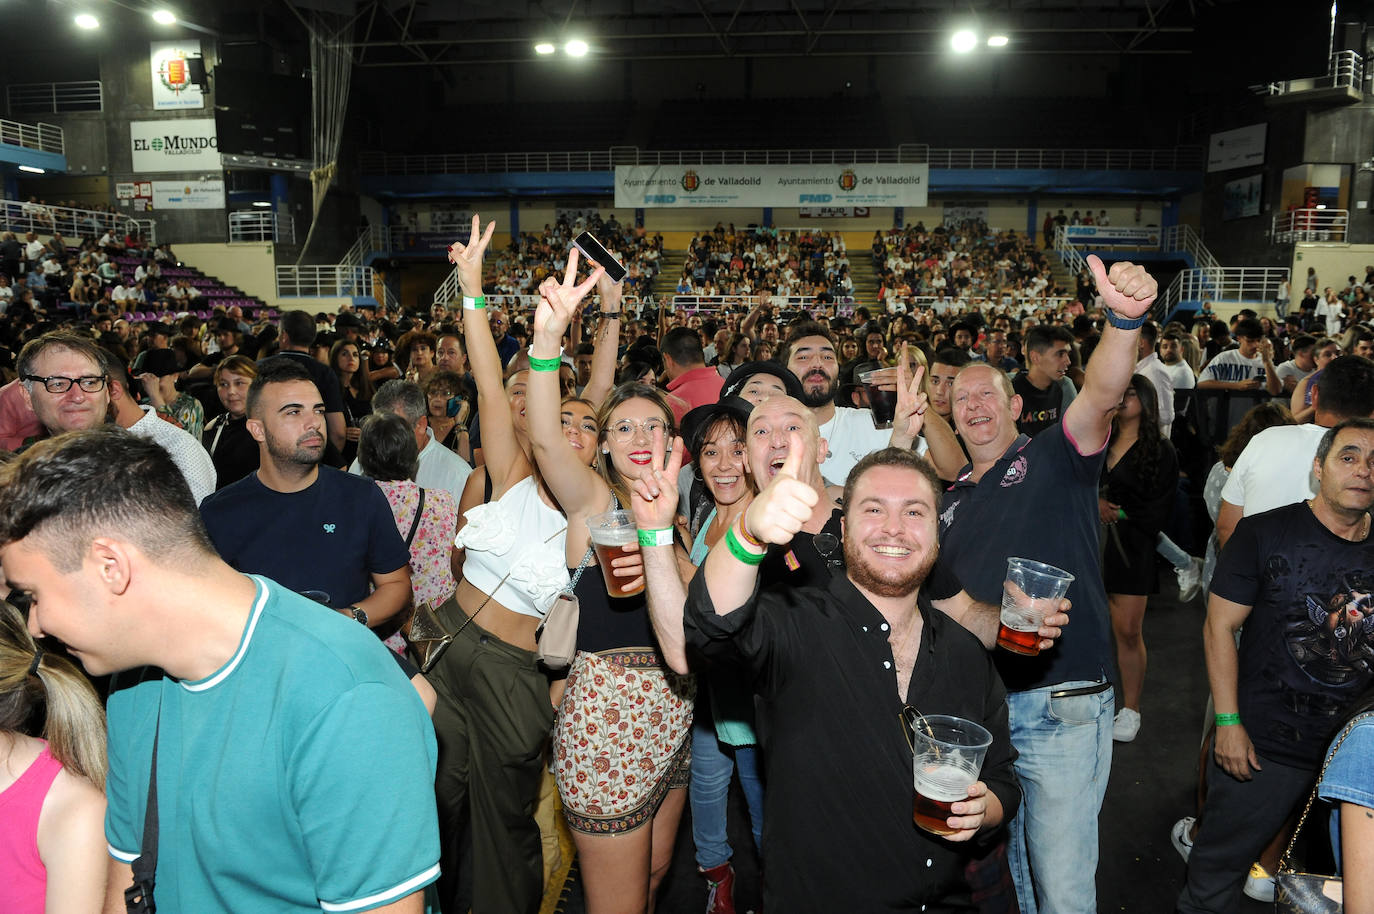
[645,195,677,204]
[800,194,833,203]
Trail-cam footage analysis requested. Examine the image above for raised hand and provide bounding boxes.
[596,267,622,318]
[534,247,604,342]
[1087,253,1157,320]
[893,342,929,441]
[447,214,496,298]
[743,431,819,545]
[630,429,684,532]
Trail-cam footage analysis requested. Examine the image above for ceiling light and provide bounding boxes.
[251,201,271,207]
[950,30,977,53]
[987,35,1009,47]
[18,165,45,174]
[74,13,99,29]
[152,9,177,25]
[564,39,589,57]
[534,42,555,55]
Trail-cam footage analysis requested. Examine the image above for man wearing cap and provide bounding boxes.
[130,323,171,374]
[187,316,248,381]
[335,311,366,344]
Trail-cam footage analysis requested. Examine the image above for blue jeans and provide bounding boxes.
[689,715,764,869]
[1005,680,1114,914]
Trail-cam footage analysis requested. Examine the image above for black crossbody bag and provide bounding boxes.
[125,706,162,913]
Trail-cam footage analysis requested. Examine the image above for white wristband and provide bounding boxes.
[637,527,674,547]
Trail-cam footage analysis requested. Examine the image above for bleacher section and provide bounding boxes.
[110,255,270,319]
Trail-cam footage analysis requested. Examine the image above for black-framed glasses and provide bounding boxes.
[22,374,107,394]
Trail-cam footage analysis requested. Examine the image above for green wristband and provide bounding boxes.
[462,295,486,310]
[1214,713,1241,727]
[725,525,766,565]
[1116,507,1127,521]
[638,528,674,547]
[528,354,561,372]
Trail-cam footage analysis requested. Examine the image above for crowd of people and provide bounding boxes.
[1,210,1373,914]
[675,224,853,300]
[485,213,664,299]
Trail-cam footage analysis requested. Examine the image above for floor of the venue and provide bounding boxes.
[539,573,1276,914]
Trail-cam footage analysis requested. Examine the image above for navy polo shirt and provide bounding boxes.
[937,422,1112,692]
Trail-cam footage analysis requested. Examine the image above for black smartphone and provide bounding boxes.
[572,231,628,284]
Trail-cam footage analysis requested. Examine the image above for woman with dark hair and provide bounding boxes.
[423,370,470,460]
[714,332,751,378]
[528,251,693,914]
[366,340,402,385]
[1100,373,1179,743]
[397,329,438,385]
[202,355,260,489]
[0,600,109,912]
[331,338,374,466]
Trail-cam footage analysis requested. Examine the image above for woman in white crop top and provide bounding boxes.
[426,217,623,914]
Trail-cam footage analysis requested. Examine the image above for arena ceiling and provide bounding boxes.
[272,0,1225,68]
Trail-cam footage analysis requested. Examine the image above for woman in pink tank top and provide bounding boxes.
[0,600,108,913]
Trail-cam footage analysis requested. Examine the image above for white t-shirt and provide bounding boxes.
[1275,359,1311,389]
[1219,423,1327,516]
[1134,352,1175,434]
[1158,360,1196,391]
[1199,349,1266,385]
[816,406,927,487]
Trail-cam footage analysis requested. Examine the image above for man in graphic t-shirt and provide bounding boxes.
[1178,418,1374,913]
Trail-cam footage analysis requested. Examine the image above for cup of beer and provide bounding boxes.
[586,509,645,598]
[910,714,993,836]
[996,556,1075,656]
[858,368,898,430]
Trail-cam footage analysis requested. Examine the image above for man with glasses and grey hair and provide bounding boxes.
[17,331,112,439]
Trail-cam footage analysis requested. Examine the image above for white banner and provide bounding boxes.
[799,206,870,218]
[1207,123,1266,173]
[615,164,928,208]
[150,40,204,110]
[151,178,225,210]
[131,119,220,173]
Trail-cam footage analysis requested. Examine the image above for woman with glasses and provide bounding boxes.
[425,219,607,914]
[423,370,470,461]
[201,355,260,490]
[528,248,693,914]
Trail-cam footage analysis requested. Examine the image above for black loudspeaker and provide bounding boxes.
[185,57,207,89]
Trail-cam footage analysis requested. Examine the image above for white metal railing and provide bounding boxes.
[1272,208,1349,243]
[891,295,1076,315]
[276,264,378,298]
[0,118,63,155]
[0,197,148,241]
[131,218,157,246]
[361,145,1204,176]
[1257,50,1363,96]
[6,81,104,114]
[1053,225,1088,278]
[229,210,294,244]
[1162,224,1221,274]
[1160,267,1289,314]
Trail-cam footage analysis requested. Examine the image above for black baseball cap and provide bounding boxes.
[720,360,805,402]
[680,396,754,456]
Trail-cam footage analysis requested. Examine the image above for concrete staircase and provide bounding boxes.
[650,250,687,298]
[847,253,880,312]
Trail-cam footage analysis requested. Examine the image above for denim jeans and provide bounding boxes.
[689,714,765,869]
[1004,679,1114,914]
[1155,532,1190,571]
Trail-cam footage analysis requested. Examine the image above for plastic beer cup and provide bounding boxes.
[996,557,1075,656]
[586,509,644,598]
[910,714,993,836]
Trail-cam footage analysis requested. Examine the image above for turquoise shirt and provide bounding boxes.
[105,576,440,913]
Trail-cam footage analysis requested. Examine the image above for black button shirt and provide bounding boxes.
[684,571,1020,913]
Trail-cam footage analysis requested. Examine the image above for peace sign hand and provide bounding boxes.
[893,341,929,441]
[534,247,605,343]
[629,429,684,532]
[1087,253,1157,320]
[447,214,496,298]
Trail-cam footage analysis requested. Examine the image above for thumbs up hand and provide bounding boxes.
[1087,253,1157,320]
[742,431,820,546]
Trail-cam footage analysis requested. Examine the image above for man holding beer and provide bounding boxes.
[928,255,1158,914]
[676,443,1024,912]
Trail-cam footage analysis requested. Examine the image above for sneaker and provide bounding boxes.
[1177,556,1204,602]
[1113,708,1141,742]
[1243,862,1275,902]
[1171,816,1195,862]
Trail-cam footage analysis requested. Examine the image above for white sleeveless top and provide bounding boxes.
[454,475,569,619]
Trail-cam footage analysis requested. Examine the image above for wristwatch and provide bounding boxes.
[1104,309,1147,331]
[346,605,368,625]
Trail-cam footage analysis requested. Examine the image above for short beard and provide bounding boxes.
[844,537,938,599]
[798,375,837,409]
[265,431,323,469]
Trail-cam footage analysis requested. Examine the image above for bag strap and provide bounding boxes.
[404,488,426,550]
[125,698,162,912]
[566,493,616,594]
[1277,709,1374,872]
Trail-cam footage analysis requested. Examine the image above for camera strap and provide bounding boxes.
[125,696,163,913]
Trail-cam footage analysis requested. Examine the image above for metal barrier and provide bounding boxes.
[131,218,157,246]
[1158,266,1288,316]
[276,264,378,298]
[360,145,1204,176]
[1257,50,1364,96]
[6,81,104,114]
[229,211,294,244]
[0,118,64,155]
[1272,208,1349,243]
[1162,224,1221,274]
[0,197,149,241]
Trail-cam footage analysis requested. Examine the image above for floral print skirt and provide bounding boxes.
[555,648,695,835]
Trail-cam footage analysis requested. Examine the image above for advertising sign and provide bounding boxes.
[1207,123,1267,173]
[1063,226,1161,247]
[150,40,204,110]
[151,178,225,210]
[131,119,220,173]
[615,164,928,208]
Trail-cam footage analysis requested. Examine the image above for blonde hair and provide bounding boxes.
[0,602,107,789]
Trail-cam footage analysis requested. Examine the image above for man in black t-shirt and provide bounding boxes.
[1011,323,1077,436]
[271,309,348,458]
[1178,418,1374,914]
